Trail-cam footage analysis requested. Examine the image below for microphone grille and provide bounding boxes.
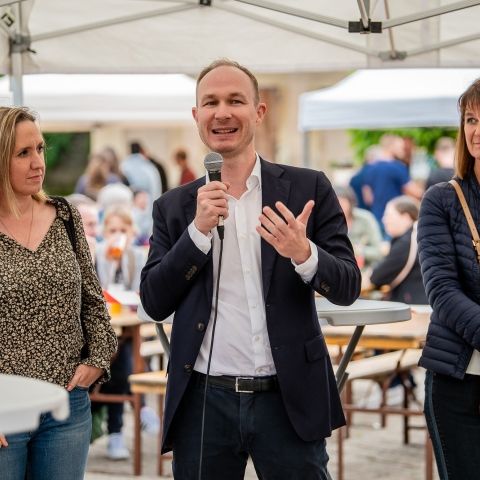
[204,152,223,172]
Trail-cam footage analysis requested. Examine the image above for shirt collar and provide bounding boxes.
[246,154,261,191]
[205,153,262,191]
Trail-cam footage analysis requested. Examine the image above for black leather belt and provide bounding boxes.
[193,371,278,393]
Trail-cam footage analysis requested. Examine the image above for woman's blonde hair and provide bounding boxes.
[456,78,480,178]
[0,106,47,216]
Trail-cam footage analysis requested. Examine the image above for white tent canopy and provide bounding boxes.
[2,1,480,104]
[299,68,480,131]
[0,73,196,127]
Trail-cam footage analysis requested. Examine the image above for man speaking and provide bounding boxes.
[140,59,361,479]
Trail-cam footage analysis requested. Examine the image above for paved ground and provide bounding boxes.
[86,372,439,480]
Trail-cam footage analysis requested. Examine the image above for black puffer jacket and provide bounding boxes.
[418,174,480,378]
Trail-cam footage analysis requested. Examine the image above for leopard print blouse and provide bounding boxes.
[0,197,117,387]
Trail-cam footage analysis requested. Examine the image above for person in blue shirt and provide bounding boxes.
[363,134,423,236]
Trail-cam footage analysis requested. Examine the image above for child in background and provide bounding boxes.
[93,205,159,460]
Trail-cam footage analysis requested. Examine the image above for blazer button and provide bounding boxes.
[184,364,193,373]
[196,322,205,332]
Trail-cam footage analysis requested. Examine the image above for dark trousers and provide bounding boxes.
[92,337,133,433]
[424,370,480,480]
[171,372,331,480]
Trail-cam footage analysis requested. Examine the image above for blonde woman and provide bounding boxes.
[0,107,117,479]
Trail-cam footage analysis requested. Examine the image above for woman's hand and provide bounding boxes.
[0,434,8,448]
[67,364,104,392]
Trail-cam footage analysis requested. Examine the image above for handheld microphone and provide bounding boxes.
[203,152,225,239]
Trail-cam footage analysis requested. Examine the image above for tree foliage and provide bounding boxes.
[43,132,75,168]
[348,127,457,165]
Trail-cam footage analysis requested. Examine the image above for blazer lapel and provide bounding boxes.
[260,159,290,300]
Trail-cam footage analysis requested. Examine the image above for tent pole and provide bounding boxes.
[357,0,370,29]
[383,0,480,29]
[9,0,24,105]
[302,131,310,168]
[10,50,23,105]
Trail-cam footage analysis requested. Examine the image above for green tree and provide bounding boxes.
[43,133,75,168]
[349,128,457,165]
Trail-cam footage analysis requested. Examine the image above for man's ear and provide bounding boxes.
[192,106,198,123]
[256,102,267,125]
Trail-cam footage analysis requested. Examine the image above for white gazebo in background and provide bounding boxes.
[299,68,480,131]
[0,73,201,180]
[297,68,480,180]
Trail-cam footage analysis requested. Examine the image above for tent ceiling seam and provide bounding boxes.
[407,32,480,57]
[31,3,197,42]
[215,3,378,56]
[231,0,347,29]
[382,0,480,29]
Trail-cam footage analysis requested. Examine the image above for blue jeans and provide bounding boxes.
[171,372,331,480]
[0,386,92,480]
[424,370,480,480]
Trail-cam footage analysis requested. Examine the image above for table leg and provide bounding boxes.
[132,324,143,476]
[133,392,142,475]
[335,325,365,393]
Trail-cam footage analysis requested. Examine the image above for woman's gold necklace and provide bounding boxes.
[0,202,34,248]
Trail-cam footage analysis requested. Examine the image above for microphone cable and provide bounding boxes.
[198,227,224,480]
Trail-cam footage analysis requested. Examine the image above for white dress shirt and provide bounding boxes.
[188,155,318,377]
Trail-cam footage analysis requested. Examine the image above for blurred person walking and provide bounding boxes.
[0,106,117,480]
[121,142,162,203]
[174,148,196,185]
[363,134,423,235]
[425,137,456,190]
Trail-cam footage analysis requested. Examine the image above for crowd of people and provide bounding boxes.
[337,133,457,304]
[0,59,479,480]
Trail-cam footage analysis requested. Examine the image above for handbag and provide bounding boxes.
[449,179,480,264]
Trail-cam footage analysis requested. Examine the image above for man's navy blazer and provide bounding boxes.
[140,159,361,453]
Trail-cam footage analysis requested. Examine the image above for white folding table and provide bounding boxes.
[0,374,69,435]
[316,297,411,392]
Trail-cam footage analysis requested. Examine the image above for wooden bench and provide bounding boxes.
[128,370,170,476]
[341,348,422,438]
[334,349,433,480]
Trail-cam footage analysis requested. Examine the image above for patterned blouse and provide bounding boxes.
[0,197,117,387]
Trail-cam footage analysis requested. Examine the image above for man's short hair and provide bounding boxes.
[196,58,260,105]
[130,142,142,154]
[174,148,188,161]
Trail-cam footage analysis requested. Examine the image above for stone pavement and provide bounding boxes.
[86,372,439,480]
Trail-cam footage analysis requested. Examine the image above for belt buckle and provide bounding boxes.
[235,376,254,393]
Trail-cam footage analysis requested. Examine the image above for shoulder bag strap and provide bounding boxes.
[51,196,77,254]
[449,179,480,263]
[389,222,418,290]
[51,196,88,349]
